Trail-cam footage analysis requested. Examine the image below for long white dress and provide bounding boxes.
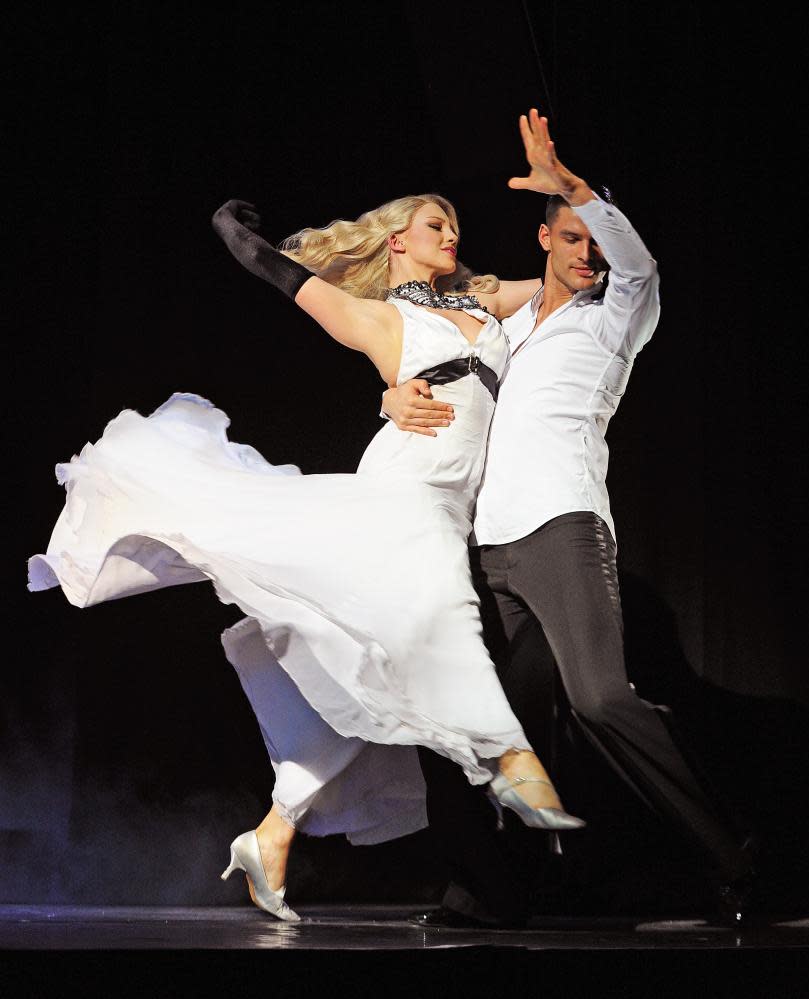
[29,297,530,844]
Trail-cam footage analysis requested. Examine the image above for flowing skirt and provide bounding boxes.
[29,393,529,841]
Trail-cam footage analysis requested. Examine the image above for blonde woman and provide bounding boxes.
[29,115,583,923]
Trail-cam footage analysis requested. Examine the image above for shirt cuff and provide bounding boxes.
[571,190,605,223]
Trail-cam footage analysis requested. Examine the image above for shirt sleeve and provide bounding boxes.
[573,194,660,358]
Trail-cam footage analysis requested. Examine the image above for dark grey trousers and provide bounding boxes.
[418,511,746,922]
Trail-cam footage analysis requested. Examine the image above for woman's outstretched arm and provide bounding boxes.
[476,278,542,321]
[212,200,402,383]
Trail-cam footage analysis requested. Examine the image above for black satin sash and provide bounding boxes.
[413,355,499,402]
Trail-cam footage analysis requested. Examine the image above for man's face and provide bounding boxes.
[539,206,605,294]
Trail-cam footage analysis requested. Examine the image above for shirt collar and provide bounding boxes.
[529,274,606,316]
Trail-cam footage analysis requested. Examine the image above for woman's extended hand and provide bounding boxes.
[211,199,262,238]
[507,108,591,206]
[382,380,454,437]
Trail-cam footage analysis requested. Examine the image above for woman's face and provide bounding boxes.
[396,202,459,278]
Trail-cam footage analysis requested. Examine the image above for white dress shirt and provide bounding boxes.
[472,194,661,547]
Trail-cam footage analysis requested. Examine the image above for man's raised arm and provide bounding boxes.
[510,108,659,356]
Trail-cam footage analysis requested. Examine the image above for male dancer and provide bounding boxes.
[381,109,753,926]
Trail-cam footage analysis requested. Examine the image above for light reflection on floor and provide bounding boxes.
[2,904,808,951]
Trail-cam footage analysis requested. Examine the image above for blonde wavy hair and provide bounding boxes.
[278,193,499,301]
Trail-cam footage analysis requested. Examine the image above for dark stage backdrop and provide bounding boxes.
[4,2,805,910]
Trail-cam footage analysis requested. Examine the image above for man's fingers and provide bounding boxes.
[508,176,531,189]
[407,415,451,426]
[414,402,453,414]
[411,379,434,398]
[405,397,453,415]
[402,425,438,437]
[395,415,450,430]
[529,108,548,136]
[402,407,451,424]
[531,111,555,154]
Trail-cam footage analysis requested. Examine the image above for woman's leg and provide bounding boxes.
[253,805,296,895]
[225,618,369,825]
[498,748,563,810]
[223,619,370,909]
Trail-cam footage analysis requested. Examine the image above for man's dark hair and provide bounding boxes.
[545,194,567,227]
[545,185,617,227]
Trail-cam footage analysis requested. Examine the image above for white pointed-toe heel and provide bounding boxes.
[488,774,586,832]
[221,830,301,922]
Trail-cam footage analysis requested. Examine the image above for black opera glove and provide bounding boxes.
[211,199,314,300]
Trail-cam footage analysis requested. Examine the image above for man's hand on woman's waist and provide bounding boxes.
[381,380,454,437]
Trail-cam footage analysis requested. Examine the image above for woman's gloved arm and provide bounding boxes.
[211,199,314,300]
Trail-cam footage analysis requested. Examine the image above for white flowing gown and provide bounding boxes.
[29,298,530,844]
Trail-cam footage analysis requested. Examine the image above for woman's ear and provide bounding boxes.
[388,233,406,254]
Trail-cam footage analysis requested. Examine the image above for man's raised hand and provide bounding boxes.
[507,109,591,206]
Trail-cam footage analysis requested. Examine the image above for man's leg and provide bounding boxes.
[474,548,568,905]
[504,511,749,882]
[414,543,557,924]
[416,746,528,924]
[475,560,558,765]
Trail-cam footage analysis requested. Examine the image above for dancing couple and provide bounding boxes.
[30,108,754,925]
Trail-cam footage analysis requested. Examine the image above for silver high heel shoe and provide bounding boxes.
[488,774,586,832]
[221,830,301,922]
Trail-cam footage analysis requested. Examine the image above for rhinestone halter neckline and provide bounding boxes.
[387,280,491,315]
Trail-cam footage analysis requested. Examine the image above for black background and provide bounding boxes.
[3,1,805,912]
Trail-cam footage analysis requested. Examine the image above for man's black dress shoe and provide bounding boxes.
[408,906,527,930]
[713,869,758,927]
[712,835,761,927]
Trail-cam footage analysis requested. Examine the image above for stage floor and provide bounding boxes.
[4,905,809,998]
[2,903,808,951]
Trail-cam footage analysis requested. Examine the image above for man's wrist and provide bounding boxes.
[380,390,392,421]
[560,178,594,207]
